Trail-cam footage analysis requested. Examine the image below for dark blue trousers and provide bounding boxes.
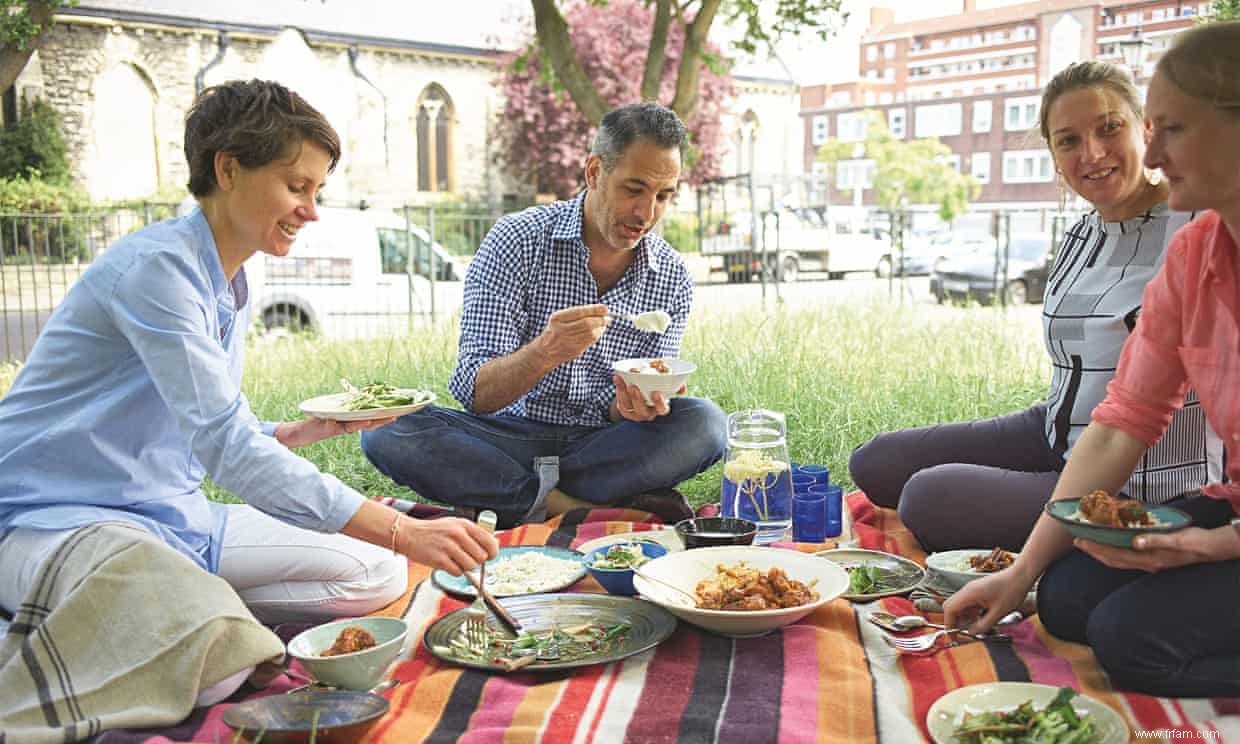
[1038,495,1240,697]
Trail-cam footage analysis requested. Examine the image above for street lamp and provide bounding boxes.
[1117,26,1152,81]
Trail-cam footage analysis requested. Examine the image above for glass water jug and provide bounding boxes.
[721,409,792,545]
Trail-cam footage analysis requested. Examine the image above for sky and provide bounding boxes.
[431,0,1033,86]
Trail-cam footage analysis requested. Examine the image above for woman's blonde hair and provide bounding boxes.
[1156,22,1240,116]
[1038,60,1143,143]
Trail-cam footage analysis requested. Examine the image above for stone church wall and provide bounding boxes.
[28,15,518,206]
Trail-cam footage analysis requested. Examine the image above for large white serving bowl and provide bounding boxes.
[631,545,849,638]
[612,357,695,406]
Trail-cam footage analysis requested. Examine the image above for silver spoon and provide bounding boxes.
[870,610,1022,636]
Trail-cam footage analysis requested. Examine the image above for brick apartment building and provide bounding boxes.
[800,0,1206,214]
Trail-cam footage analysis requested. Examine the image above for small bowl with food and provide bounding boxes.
[612,357,695,406]
[584,541,669,596]
[286,617,407,691]
[924,547,1018,591]
[674,517,758,549]
[631,545,849,637]
[1045,490,1190,548]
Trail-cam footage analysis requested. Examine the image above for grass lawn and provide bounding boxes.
[166,300,1044,509]
[0,300,1047,509]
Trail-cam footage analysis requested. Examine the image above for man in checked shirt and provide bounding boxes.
[362,102,727,527]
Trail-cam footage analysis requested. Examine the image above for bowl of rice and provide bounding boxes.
[612,357,695,406]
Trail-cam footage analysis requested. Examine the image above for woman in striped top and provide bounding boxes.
[849,61,1222,553]
[947,24,1240,697]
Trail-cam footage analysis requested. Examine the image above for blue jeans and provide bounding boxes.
[1037,495,1240,697]
[360,398,727,526]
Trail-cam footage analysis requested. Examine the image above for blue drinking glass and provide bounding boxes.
[795,463,830,488]
[792,488,828,543]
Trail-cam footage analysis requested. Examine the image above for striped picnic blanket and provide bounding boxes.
[110,497,1240,743]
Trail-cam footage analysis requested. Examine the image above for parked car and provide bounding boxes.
[929,232,1055,305]
[246,207,466,333]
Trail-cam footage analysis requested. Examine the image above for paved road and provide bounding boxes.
[1,274,1041,362]
[0,312,50,363]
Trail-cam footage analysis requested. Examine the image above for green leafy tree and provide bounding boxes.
[529,0,845,124]
[817,109,979,224]
[0,96,69,182]
[1204,0,1240,20]
[0,2,73,95]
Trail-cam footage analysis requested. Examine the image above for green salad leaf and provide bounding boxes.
[846,564,902,595]
[952,686,1096,743]
[340,378,425,411]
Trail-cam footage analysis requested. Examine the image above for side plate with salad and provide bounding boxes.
[815,548,925,601]
[299,379,436,422]
[926,682,1128,744]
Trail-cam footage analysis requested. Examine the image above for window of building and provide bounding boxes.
[836,159,876,191]
[915,102,962,137]
[416,84,455,193]
[811,114,829,145]
[939,153,961,172]
[888,108,907,138]
[864,91,877,105]
[837,111,868,142]
[1004,95,1040,132]
[1002,149,1053,183]
[867,45,878,62]
[884,67,895,81]
[970,152,991,184]
[884,42,896,58]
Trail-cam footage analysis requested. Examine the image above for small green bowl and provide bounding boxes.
[1045,498,1191,548]
[286,617,407,691]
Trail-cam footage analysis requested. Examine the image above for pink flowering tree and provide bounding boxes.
[495,0,736,197]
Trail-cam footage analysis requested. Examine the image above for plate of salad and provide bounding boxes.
[926,683,1128,744]
[299,378,436,422]
[814,548,925,602]
[424,593,677,672]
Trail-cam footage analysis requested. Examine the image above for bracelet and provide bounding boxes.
[389,512,403,556]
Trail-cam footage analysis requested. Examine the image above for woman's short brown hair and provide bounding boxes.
[1038,60,1143,144]
[1156,22,1240,117]
[184,79,341,197]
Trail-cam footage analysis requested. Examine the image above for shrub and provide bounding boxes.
[661,213,700,254]
[0,97,71,183]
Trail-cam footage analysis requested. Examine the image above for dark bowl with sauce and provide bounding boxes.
[674,517,758,549]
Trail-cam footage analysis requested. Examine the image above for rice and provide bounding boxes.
[1068,509,1165,527]
[484,551,583,595]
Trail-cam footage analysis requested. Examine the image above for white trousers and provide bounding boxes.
[0,504,408,625]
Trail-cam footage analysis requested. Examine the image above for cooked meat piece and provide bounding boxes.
[322,626,377,657]
[1079,489,1122,527]
[1116,499,1153,527]
[968,547,1015,573]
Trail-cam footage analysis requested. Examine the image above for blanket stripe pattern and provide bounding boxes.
[109,498,1240,743]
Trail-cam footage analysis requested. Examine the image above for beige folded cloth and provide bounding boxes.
[0,522,285,743]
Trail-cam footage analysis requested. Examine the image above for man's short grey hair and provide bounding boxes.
[590,102,688,171]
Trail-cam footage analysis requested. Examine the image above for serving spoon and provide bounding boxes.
[607,309,671,334]
[871,610,1023,634]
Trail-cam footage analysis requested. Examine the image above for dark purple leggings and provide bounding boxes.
[848,404,1064,552]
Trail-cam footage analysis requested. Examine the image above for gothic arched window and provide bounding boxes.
[416,84,454,193]
[91,63,159,200]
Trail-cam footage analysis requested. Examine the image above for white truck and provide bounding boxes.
[700,208,894,282]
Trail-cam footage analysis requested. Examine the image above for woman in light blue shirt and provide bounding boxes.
[0,80,497,700]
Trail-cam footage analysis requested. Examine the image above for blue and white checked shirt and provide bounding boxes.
[450,193,694,427]
[0,209,365,573]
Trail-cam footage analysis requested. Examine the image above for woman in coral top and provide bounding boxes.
[945,22,1240,698]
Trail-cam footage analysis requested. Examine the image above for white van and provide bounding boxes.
[245,207,467,336]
